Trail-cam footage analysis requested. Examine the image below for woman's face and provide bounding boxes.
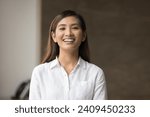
[52,16,85,52]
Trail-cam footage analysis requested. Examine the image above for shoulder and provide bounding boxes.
[86,62,106,83]
[88,62,104,74]
[31,63,48,77]
[32,59,56,74]
[81,58,104,75]
[33,63,48,72]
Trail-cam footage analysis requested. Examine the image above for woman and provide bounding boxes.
[29,10,107,100]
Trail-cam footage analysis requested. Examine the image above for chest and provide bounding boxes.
[40,68,96,99]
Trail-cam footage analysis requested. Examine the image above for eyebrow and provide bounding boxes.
[57,23,80,27]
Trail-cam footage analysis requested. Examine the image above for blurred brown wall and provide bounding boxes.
[41,0,150,99]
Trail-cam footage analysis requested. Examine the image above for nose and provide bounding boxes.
[65,28,73,36]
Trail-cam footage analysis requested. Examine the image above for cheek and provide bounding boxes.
[55,32,63,39]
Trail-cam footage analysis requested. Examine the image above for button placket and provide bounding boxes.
[60,66,70,99]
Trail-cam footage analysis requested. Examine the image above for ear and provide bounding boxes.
[52,31,57,43]
[82,32,86,42]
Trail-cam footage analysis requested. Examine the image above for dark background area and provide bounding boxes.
[41,0,150,99]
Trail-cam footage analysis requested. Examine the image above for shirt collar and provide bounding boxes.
[49,56,87,69]
[77,57,87,69]
[49,57,60,69]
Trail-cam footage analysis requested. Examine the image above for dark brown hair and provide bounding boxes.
[41,10,90,63]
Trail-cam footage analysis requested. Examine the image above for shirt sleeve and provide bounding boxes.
[29,67,41,100]
[93,69,107,100]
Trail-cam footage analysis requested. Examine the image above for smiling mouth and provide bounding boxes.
[63,38,75,43]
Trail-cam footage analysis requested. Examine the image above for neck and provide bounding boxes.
[58,49,79,75]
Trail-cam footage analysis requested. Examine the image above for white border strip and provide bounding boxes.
[0,100,150,117]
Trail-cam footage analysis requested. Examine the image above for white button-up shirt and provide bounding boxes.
[29,57,107,100]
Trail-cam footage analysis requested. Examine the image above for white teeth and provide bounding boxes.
[64,38,75,42]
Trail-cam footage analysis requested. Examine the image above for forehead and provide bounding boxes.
[57,16,80,26]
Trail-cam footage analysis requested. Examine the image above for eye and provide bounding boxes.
[73,27,79,29]
[59,27,65,30]
[72,26,80,30]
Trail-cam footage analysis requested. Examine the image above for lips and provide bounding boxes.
[63,38,75,43]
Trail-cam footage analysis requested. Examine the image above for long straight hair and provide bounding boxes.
[41,10,90,63]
